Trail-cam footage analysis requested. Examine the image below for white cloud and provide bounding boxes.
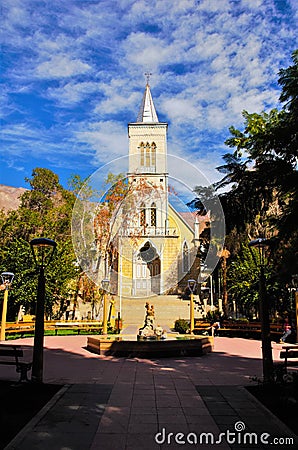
[36,55,92,79]
[1,0,296,188]
[74,121,128,164]
[47,81,99,105]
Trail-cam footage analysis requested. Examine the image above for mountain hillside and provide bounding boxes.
[0,184,27,212]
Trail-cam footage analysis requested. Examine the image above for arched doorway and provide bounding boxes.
[133,241,161,296]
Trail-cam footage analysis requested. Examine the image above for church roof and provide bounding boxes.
[136,83,159,123]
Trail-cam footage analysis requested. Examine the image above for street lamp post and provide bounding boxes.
[188,279,197,334]
[30,237,57,383]
[249,238,274,383]
[0,272,15,341]
[292,274,298,343]
[101,279,110,335]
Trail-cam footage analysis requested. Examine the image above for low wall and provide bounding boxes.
[87,336,213,358]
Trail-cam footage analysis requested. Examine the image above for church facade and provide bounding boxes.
[111,83,202,298]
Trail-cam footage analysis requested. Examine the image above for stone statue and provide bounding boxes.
[138,302,166,340]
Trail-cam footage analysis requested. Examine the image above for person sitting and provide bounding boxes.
[280,319,292,343]
[212,321,221,337]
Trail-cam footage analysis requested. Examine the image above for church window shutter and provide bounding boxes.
[151,142,156,166]
[150,202,157,227]
[145,142,151,166]
[140,142,145,166]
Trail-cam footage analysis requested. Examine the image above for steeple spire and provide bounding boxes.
[136,79,159,123]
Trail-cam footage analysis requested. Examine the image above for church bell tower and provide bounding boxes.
[128,81,168,232]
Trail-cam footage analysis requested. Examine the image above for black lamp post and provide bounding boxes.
[248,238,274,383]
[30,237,57,383]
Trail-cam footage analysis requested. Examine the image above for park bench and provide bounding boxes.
[280,345,298,373]
[215,322,282,340]
[192,321,212,335]
[5,324,35,338]
[4,321,103,338]
[0,344,32,382]
[52,322,103,335]
[193,321,283,340]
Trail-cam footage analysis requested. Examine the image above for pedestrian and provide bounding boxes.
[212,321,220,337]
[280,318,291,343]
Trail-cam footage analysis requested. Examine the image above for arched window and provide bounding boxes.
[140,142,145,166]
[151,142,156,166]
[183,241,189,273]
[145,142,151,166]
[150,202,156,227]
[140,202,146,227]
[139,142,157,171]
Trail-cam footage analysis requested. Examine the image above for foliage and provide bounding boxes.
[205,310,224,324]
[217,51,297,230]
[174,318,189,334]
[213,51,298,315]
[0,168,79,320]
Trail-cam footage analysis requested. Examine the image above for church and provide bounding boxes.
[107,82,203,298]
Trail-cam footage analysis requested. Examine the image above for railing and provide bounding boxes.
[139,166,156,173]
[118,226,177,237]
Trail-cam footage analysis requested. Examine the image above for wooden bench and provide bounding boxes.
[193,321,284,339]
[216,322,282,340]
[4,321,103,338]
[52,322,103,335]
[0,344,32,382]
[5,326,35,338]
[280,345,298,372]
[52,326,103,336]
[193,321,212,335]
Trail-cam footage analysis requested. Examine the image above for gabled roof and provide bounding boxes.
[136,83,159,123]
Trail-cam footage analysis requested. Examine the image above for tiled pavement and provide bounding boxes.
[2,336,297,450]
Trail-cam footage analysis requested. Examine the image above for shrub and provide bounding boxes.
[174,319,189,334]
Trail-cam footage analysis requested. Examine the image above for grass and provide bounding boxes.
[0,381,61,449]
[6,329,103,340]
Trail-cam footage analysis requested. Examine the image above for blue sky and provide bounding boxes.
[1,0,297,190]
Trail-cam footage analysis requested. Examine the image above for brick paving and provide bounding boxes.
[2,336,297,449]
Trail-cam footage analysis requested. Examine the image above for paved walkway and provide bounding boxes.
[2,336,297,449]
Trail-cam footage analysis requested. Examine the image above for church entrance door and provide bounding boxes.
[133,242,161,296]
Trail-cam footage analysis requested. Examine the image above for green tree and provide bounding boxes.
[214,50,298,317]
[0,168,79,319]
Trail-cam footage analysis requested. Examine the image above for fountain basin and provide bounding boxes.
[87,335,213,357]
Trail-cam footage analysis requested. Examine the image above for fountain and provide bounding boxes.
[87,302,213,357]
[137,302,166,340]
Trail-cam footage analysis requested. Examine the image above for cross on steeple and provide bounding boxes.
[145,72,152,85]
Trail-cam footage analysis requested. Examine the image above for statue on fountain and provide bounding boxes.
[138,302,167,340]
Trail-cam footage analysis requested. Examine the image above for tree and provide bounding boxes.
[214,50,298,317]
[217,51,297,242]
[0,168,79,319]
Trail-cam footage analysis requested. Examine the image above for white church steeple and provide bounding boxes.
[136,83,159,123]
[128,81,167,175]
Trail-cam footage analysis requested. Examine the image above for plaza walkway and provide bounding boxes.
[1,336,297,449]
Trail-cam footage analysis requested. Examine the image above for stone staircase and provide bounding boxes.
[119,294,191,332]
[73,294,192,334]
